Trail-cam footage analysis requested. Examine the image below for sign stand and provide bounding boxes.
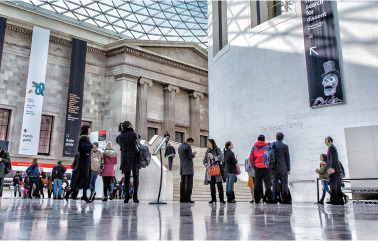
[149,136,169,205]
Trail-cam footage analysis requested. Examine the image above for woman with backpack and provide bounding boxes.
[65,124,93,203]
[26,158,40,199]
[116,121,140,203]
[203,139,225,204]
[224,141,238,203]
[101,141,118,201]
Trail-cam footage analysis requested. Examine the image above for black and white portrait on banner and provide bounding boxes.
[301,1,344,107]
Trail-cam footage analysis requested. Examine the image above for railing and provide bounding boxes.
[316,177,378,203]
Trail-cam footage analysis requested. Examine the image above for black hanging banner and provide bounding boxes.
[63,38,87,157]
[301,1,344,107]
[0,17,7,70]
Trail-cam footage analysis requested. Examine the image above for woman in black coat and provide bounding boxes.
[116,121,140,203]
[224,141,238,203]
[65,124,93,202]
[203,139,225,204]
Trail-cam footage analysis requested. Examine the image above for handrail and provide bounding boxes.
[316,177,378,203]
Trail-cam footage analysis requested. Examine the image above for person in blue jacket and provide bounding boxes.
[26,158,39,199]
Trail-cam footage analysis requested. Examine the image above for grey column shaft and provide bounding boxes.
[189,92,204,146]
[136,79,151,140]
[164,85,179,142]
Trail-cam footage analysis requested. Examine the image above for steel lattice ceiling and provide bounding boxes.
[22,0,208,48]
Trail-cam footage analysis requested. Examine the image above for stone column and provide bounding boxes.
[189,91,205,146]
[136,77,153,140]
[114,74,138,126]
[164,85,180,141]
[105,73,138,180]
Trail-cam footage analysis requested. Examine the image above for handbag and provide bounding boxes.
[236,164,241,175]
[207,165,221,176]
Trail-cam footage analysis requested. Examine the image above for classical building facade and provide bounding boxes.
[208,1,378,201]
[0,3,208,166]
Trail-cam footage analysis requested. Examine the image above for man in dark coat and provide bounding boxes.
[178,137,197,203]
[164,143,176,171]
[272,132,291,204]
[325,136,344,205]
[116,121,140,203]
[0,147,11,199]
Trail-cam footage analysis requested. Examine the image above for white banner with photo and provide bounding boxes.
[19,26,50,155]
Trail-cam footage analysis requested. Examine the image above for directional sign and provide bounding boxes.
[309,46,319,55]
[301,1,344,107]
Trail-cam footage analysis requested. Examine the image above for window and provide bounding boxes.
[213,0,228,56]
[251,0,293,28]
[175,131,184,144]
[200,135,208,148]
[38,115,53,155]
[148,127,157,142]
[0,109,11,141]
[81,120,92,128]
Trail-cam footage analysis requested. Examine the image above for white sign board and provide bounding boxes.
[19,27,50,155]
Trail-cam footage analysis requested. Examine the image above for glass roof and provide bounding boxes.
[20,0,208,48]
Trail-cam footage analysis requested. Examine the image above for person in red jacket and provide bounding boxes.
[250,134,273,204]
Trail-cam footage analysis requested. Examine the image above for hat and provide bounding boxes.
[93,142,99,147]
[105,141,113,150]
[321,60,340,78]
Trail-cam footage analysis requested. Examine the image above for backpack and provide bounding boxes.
[91,150,102,172]
[137,135,151,168]
[245,158,252,172]
[4,161,12,175]
[339,161,345,178]
[52,165,59,180]
[2,152,11,175]
[263,143,275,168]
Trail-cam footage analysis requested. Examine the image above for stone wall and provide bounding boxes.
[0,4,209,168]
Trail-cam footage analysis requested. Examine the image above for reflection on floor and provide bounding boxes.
[0,199,377,240]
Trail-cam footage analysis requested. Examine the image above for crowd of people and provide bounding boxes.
[0,120,348,206]
[177,132,292,204]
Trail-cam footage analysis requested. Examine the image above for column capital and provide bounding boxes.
[114,73,139,82]
[138,77,153,87]
[189,91,205,99]
[164,84,180,93]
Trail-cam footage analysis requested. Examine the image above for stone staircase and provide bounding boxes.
[148,136,253,202]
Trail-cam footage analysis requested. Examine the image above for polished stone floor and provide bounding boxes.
[0,199,377,240]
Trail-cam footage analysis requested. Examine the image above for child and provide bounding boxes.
[47,176,53,199]
[23,176,30,198]
[315,154,330,204]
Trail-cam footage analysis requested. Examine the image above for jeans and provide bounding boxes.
[89,172,99,193]
[210,176,224,202]
[14,184,22,197]
[254,168,272,203]
[273,171,289,203]
[0,178,4,197]
[180,175,193,202]
[28,177,39,198]
[226,174,236,201]
[168,157,173,170]
[319,180,331,202]
[53,179,63,198]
